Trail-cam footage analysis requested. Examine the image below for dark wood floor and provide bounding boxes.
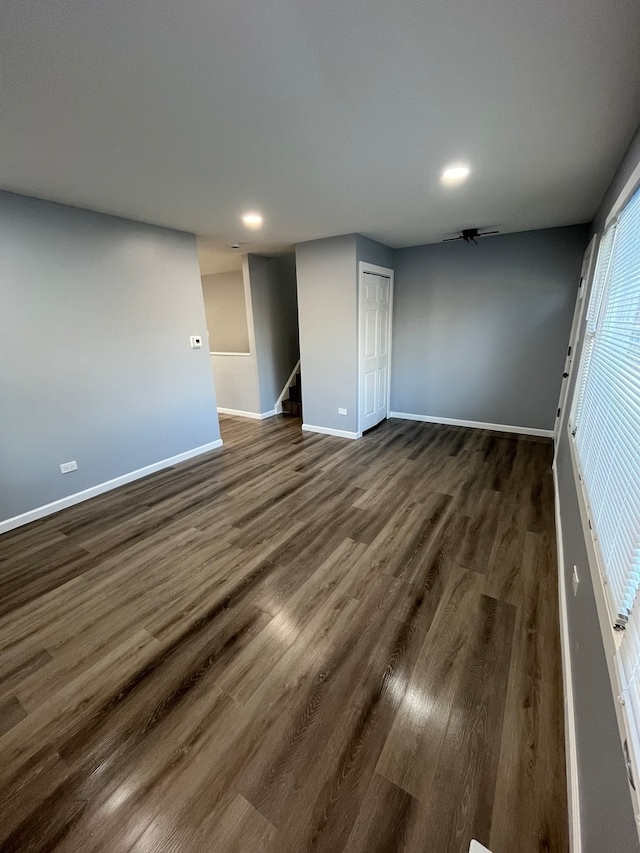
[0,415,567,853]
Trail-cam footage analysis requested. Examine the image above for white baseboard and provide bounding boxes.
[301,423,361,440]
[0,439,224,535]
[217,407,277,420]
[388,411,554,438]
[553,461,582,853]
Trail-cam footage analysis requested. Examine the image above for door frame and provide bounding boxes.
[357,261,395,436]
[553,233,598,450]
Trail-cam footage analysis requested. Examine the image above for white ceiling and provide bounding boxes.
[1,0,639,259]
[197,237,294,275]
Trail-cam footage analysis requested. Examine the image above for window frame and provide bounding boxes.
[566,167,640,833]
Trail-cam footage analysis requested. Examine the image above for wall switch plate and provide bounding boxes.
[572,565,579,596]
[190,335,203,349]
[60,460,78,474]
[338,407,347,415]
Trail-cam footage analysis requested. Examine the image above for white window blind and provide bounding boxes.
[571,188,640,629]
[570,184,640,786]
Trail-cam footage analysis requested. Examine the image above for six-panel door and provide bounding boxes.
[360,271,391,433]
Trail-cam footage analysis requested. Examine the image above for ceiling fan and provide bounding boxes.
[443,227,500,245]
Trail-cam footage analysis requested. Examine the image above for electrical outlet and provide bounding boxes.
[338,407,347,415]
[190,335,203,349]
[572,565,579,596]
[60,460,78,474]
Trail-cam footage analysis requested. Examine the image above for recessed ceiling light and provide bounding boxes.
[241,211,263,229]
[441,164,470,186]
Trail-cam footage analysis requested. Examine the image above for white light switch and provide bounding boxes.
[338,407,347,415]
[60,461,78,474]
[190,335,203,349]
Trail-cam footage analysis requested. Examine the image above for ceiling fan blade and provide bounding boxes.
[443,236,462,242]
[478,230,500,236]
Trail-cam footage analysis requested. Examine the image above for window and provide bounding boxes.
[570,184,640,783]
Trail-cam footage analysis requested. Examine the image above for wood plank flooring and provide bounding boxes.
[0,415,567,853]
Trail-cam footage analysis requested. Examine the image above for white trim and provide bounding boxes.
[301,423,361,440]
[0,440,224,535]
[359,262,394,275]
[606,159,640,229]
[358,262,394,435]
[388,411,554,438]
[217,407,277,420]
[553,460,582,853]
[554,234,598,449]
[210,351,252,357]
[275,359,301,415]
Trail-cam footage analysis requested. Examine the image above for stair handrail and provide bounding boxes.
[275,359,301,414]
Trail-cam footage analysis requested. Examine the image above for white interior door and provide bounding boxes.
[554,234,597,447]
[359,267,392,433]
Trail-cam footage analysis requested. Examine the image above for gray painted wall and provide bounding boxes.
[201,270,250,353]
[556,123,640,853]
[356,234,396,271]
[248,254,299,413]
[0,191,220,524]
[209,353,260,413]
[295,234,395,434]
[391,226,589,430]
[296,235,359,433]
